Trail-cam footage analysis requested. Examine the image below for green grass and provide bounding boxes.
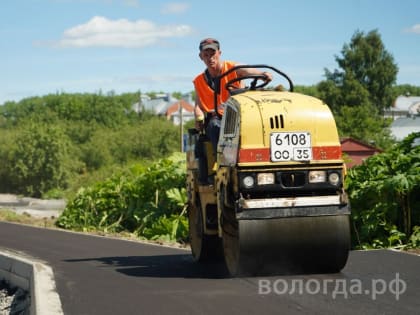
[0,209,58,228]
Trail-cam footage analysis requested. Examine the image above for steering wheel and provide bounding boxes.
[212,65,294,117]
[226,74,270,93]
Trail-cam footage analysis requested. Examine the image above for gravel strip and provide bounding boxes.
[0,281,30,315]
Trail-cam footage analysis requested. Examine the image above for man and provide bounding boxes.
[193,37,272,155]
[193,38,272,183]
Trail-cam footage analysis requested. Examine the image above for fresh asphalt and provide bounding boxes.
[0,221,419,315]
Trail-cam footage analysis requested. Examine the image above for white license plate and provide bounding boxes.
[270,132,312,161]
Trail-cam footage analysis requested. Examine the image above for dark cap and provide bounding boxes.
[199,38,220,51]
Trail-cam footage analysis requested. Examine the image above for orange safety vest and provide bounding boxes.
[193,61,240,115]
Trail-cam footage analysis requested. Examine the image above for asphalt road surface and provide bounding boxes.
[0,221,419,315]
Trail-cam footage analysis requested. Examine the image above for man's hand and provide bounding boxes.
[194,103,205,132]
[195,112,205,131]
[195,119,204,131]
[262,71,273,82]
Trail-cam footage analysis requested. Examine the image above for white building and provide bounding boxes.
[131,93,195,125]
[386,96,420,141]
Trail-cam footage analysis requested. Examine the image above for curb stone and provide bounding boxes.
[0,249,63,315]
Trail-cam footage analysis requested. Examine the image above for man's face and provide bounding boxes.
[200,48,221,70]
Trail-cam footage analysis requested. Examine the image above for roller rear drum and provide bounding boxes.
[223,215,350,276]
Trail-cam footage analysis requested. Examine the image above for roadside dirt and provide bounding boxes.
[0,193,188,249]
[0,194,65,217]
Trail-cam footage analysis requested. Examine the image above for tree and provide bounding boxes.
[316,29,398,149]
[320,29,398,113]
[8,122,77,197]
[335,104,394,149]
[392,84,420,100]
[293,85,320,98]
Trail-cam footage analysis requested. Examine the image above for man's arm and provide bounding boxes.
[194,95,205,131]
[236,66,273,82]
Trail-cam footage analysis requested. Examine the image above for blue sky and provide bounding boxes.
[1,0,419,104]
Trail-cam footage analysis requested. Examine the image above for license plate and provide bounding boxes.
[270,132,312,161]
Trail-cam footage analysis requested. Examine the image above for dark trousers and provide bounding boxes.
[205,116,221,159]
[194,116,221,184]
[195,134,209,183]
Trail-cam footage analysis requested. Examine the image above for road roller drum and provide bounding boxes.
[223,215,350,276]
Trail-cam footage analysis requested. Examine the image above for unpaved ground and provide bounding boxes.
[0,194,187,248]
[0,194,65,219]
[0,282,29,315]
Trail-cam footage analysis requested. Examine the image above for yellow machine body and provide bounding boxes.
[187,69,350,276]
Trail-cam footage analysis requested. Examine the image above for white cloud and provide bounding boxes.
[55,16,193,48]
[161,2,190,14]
[405,24,420,34]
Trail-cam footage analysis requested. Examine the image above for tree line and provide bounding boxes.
[0,92,181,198]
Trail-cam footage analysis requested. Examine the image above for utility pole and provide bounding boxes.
[179,101,184,152]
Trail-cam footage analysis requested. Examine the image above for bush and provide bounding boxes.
[56,153,188,243]
[7,122,79,197]
[0,92,182,198]
[346,132,420,249]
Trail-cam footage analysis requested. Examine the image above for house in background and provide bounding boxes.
[385,95,420,141]
[385,95,420,120]
[340,138,382,168]
[339,95,420,168]
[165,99,194,125]
[390,116,420,141]
[131,92,195,125]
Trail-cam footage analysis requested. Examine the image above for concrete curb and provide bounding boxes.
[0,249,63,315]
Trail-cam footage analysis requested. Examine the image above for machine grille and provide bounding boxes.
[269,114,284,129]
[224,106,238,136]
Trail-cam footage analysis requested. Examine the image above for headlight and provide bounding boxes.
[328,172,340,185]
[308,170,326,183]
[257,173,275,185]
[242,175,255,188]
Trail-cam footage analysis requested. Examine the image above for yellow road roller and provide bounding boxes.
[186,65,350,276]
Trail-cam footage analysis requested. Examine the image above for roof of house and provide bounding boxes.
[165,100,194,116]
[391,96,420,114]
[390,116,420,141]
[340,137,382,153]
[132,93,194,116]
[143,98,173,115]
